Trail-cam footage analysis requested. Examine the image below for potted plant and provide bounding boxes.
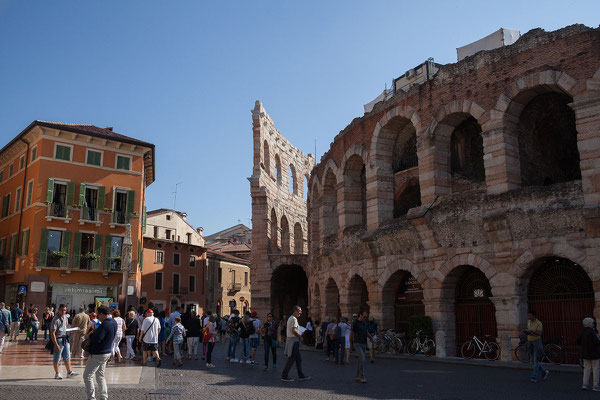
[83,252,100,261]
[52,250,68,258]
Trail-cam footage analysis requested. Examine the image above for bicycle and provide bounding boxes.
[375,330,404,354]
[461,335,500,360]
[514,341,564,365]
[407,330,435,356]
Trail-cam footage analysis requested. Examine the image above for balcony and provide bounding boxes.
[170,286,189,295]
[0,256,13,272]
[34,253,125,273]
[48,202,68,218]
[111,210,130,225]
[81,206,99,223]
[35,252,69,270]
[227,282,241,294]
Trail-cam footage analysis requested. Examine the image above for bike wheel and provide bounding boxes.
[514,344,529,363]
[377,341,389,354]
[461,340,476,359]
[484,341,500,361]
[544,344,564,365]
[393,338,404,354]
[423,339,436,357]
[407,339,419,355]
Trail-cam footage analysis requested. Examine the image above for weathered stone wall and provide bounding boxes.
[249,101,315,317]
[303,25,600,360]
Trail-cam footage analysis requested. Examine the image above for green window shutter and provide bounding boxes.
[142,206,147,233]
[23,230,29,256]
[138,240,143,272]
[18,231,24,256]
[61,231,71,269]
[72,232,82,269]
[93,234,102,270]
[127,190,135,213]
[46,178,54,203]
[39,228,49,267]
[66,182,75,206]
[9,234,17,268]
[104,235,112,271]
[79,183,86,207]
[97,186,106,210]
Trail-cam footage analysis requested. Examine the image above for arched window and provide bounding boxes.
[294,222,303,254]
[289,165,297,194]
[342,155,367,229]
[303,176,309,201]
[270,208,279,253]
[450,117,484,183]
[275,155,282,185]
[280,215,290,254]
[322,169,339,239]
[263,140,270,174]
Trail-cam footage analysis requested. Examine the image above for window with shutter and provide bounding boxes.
[104,235,112,272]
[72,232,82,269]
[38,228,49,267]
[55,144,71,161]
[26,180,34,206]
[61,231,71,269]
[86,150,102,166]
[93,234,102,270]
[46,178,54,203]
[22,229,29,256]
[116,155,130,170]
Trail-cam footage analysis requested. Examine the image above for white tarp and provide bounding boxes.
[457,28,520,61]
[364,90,387,114]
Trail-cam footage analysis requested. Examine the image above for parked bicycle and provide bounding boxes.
[461,335,500,360]
[375,330,404,354]
[514,340,564,365]
[407,330,435,356]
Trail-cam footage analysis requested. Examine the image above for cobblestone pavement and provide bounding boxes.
[1,343,595,399]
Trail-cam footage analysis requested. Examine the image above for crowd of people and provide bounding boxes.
[1,301,600,395]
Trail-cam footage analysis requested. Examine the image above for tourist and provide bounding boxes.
[239,314,252,363]
[249,311,261,364]
[281,306,310,382]
[89,312,100,330]
[279,314,288,345]
[111,310,125,363]
[319,317,329,352]
[0,302,12,354]
[205,315,217,368]
[9,303,22,341]
[261,312,278,370]
[29,308,39,343]
[366,317,378,363]
[186,311,201,360]
[71,307,90,358]
[578,317,600,391]
[43,307,53,342]
[50,304,78,379]
[168,316,186,367]
[343,317,352,364]
[201,311,212,360]
[157,310,168,356]
[325,317,337,361]
[313,319,321,349]
[350,310,373,383]
[83,305,117,400]
[227,309,240,362]
[22,308,30,342]
[525,310,549,383]
[219,315,228,343]
[169,306,181,331]
[140,309,161,367]
[124,311,139,360]
[305,317,314,346]
[334,317,347,365]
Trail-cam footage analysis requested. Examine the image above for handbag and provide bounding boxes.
[81,336,91,353]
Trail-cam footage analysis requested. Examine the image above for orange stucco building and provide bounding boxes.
[0,121,154,312]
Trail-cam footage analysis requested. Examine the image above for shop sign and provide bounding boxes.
[229,300,236,307]
[30,282,45,293]
[64,287,104,295]
[17,285,27,295]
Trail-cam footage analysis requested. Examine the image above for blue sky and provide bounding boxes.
[0,1,598,235]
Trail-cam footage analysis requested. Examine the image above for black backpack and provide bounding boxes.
[246,320,256,335]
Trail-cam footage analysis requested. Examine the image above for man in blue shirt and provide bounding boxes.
[84,305,117,400]
[0,302,12,354]
[9,303,22,341]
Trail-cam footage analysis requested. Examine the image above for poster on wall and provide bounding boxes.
[56,295,73,310]
[94,297,114,311]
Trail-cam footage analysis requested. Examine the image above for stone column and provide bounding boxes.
[481,118,521,195]
[366,166,393,230]
[424,298,455,357]
[491,295,525,361]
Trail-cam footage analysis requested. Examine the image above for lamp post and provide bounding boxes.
[121,223,133,312]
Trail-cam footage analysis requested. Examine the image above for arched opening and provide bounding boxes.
[450,116,485,190]
[528,257,594,364]
[309,186,320,255]
[517,92,580,186]
[348,275,369,315]
[269,208,279,253]
[280,215,290,254]
[293,222,303,254]
[322,169,339,243]
[454,266,497,355]
[303,175,308,201]
[312,283,322,321]
[394,178,421,218]
[343,155,367,230]
[263,140,270,174]
[382,270,424,333]
[271,264,308,323]
[289,164,297,195]
[275,154,282,185]
[325,278,341,320]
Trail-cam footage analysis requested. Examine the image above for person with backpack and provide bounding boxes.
[0,302,12,354]
[261,312,278,370]
[249,311,261,365]
[335,318,348,365]
[168,316,186,367]
[186,311,201,360]
[239,314,252,363]
[140,309,161,367]
[204,315,217,368]
[324,317,337,361]
[227,309,241,362]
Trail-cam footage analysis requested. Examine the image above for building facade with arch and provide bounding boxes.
[250,25,600,360]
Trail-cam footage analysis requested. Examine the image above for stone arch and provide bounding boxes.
[377,257,424,288]
[320,159,339,188]
[338,144,369,183]
[346,274,370,315]
[311,281,322,321]
[309,183,320,255]
[438,253,497,284]
[369,105,422,161]
[280,214,290,254]
[293,222,303,254]
[271,264,309,322]
[324,276,341,320]
[263,140,270,174]
[321,167,339,241]
[274,154,282,185]
[289,164,298,195]
[269,207,279,253]
[340,150,368,230]
[425,100,487,196]
[381,268,425,333]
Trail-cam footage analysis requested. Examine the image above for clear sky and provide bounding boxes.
[0,1,598,235]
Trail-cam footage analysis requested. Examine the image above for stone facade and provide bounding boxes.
[250,25,600,361]
[249,101,315,319]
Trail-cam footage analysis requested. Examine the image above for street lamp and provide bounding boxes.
[121,223,133,312]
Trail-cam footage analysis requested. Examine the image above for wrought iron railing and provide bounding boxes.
[228,282,242,293]
[34,252,69,269]
[81,206,98,222]
[34,252,123,273]
[112,210,129,224]
[49,202,68,218]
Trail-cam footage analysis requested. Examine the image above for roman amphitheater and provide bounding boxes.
[250,24,600,361]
